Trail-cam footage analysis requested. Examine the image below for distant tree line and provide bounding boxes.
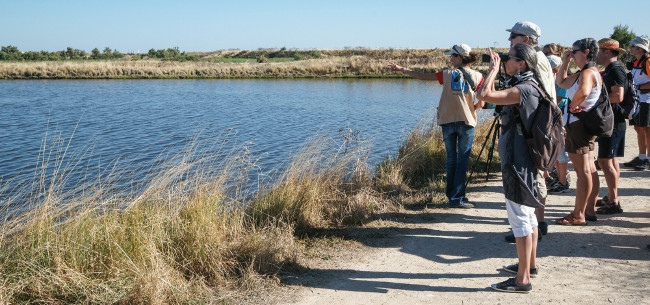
[0,46,200,61]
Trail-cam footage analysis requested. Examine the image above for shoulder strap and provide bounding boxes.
[458,67,477,91]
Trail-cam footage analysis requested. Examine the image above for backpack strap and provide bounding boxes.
[458,67,478,91]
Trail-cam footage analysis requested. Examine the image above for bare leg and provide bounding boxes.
[515,232,534,286]
[586,150,599,216]
[568,152,590,221]
[598,157,619,203]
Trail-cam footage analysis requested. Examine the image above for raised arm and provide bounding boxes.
[387,61,438,81]
[556,50,579,89]
[476,49,521,105]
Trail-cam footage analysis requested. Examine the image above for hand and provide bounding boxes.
[569,104,583,113]
[487,48,501,71]
[388,60,403,72]
[563,50,573,63]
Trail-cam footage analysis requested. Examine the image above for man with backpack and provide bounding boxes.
[594,38,627,215]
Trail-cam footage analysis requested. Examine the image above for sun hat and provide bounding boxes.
[547,55,562,69]
[506,21,541,39]
[598,38,626,54]
[444,44,471,57]
[630,36,649,52]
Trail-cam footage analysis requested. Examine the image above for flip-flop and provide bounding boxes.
[555,213,587,226]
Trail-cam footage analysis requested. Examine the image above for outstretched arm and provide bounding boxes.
[388,61,438,81]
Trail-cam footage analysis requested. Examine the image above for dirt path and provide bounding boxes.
[276,130,650,304]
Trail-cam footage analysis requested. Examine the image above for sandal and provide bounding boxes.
[596,202,623,214]
[585,214,598,222]
[596,196,609,207]
[555,213,587,226]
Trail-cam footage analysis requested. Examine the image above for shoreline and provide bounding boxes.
[0,48,497,80]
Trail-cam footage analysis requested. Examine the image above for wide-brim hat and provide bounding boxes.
[598,38,626,54]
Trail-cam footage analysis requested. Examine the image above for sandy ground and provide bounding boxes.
[273,129,650,305]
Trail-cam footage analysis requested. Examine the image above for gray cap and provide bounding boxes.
[506,21,541,39]
[631,35,649,52]
[444,44,471,57]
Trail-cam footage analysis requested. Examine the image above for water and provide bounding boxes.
[0,79,445,201]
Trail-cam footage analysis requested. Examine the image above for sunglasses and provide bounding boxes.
[507,55,523,61]
[571,49,582,55]
[509,33,526,39]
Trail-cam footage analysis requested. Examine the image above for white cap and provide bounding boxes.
[444,44,471,57]
[506,21,541,39]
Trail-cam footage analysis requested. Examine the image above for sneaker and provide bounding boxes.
[548,182,569,194]
[624,156,643,168]
[501,263,538,278]
[490,277,532,293]
[634,159,649,171]
[452,203,474,209]
[544,177,557,187]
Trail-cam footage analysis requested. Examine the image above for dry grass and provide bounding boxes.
[0,48,504,79]
[0,107,496,303]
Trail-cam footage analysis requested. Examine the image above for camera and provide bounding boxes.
[481,53,509,63]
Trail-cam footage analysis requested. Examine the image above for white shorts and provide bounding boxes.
[506,199,538,237]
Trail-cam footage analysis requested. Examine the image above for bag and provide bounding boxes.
[515,81,565,171]
[621,71,640,120]
[572,83,614,137]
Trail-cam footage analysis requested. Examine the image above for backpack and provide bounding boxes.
[570,81,615,137]
[514,81,565,171]
[621,71,640,120]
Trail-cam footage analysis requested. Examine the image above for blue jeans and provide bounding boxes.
[441,121,475,206]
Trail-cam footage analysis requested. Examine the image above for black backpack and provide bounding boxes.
[515,81,565,171]
[570,83,615,137]
[620,71,640,120]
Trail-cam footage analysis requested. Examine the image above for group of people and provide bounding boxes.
[388,21,650,293]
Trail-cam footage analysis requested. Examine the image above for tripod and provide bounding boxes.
[465,113,501,189]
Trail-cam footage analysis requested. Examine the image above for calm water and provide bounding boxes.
[0,79,445,200]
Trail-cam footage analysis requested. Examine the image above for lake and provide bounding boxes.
[0,79,448,201]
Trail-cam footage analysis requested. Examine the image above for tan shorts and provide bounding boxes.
[566,120,596,155]
[536,169,547,199]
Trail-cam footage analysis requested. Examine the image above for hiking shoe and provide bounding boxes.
[501,263,538,278]
[596,202,623,214]
[538,221,548,235]
[548,182,569,194]
[634,159,649,171]
[490,277,532,293]
[623,156,643,167]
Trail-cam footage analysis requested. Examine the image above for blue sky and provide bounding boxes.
[2,0,648,53]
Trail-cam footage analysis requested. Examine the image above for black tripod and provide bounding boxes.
[465,112,501,189]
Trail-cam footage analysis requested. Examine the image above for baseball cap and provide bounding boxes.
[506,21,541,39]
[444,44,471,57]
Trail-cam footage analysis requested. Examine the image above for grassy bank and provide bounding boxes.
[0,48,499,79]
[0,114,498,303]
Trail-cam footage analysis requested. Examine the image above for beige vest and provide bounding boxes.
[437,68,483,127]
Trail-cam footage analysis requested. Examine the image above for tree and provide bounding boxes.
[610,24,636,48]
[91,48,101,59]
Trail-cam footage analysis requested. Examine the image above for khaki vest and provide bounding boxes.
[437,68,483,127]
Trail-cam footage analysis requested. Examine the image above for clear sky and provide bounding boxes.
[2,0,648,53]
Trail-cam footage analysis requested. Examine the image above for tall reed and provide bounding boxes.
[0,111,496,303]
